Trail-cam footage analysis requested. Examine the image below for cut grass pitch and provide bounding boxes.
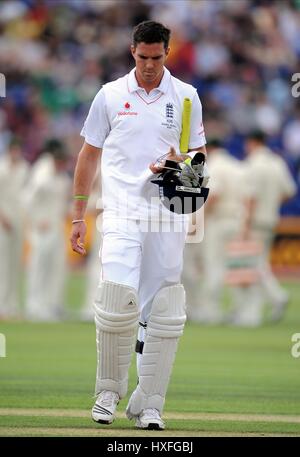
[0,277,300,436]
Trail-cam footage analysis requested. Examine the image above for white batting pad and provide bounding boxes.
[126,284,186,418]
[94,280,139,399]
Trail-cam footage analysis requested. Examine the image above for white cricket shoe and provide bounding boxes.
[188,305,223,325]
[92,390,119,424]
[269,296,289,323]
[229,312,262,327]
[135,408,165,430]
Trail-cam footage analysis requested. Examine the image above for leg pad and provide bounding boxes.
[126,284,186,417]
[94,280,139,399]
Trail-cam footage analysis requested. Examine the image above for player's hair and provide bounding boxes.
[43,138,68,160]
[132,21,171,50]
[247,130,266,144]
[206,138,222,149]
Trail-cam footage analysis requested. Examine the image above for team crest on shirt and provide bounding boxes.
[166,103,174,119]
[162,102,176,129]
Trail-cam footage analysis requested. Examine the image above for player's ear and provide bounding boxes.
[165,47,170,58]
[131,45,136,59]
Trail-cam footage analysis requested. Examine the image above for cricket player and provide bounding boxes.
[25,139,71,321]
[0,137,29,319]
[184,139,249,324]
[70,21,207,430]
[231,131,296,325]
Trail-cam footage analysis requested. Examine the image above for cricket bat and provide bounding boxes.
[179,97,192,154]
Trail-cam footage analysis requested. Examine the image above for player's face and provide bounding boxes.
[131,42,169,86]
[9,145,22,162]
[245,139,256,155]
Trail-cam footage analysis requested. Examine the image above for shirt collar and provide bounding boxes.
[127,66,170,94]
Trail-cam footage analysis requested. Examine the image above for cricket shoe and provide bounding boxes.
[228,312,262,328]
[269,295,289,323]
[135,408,165,430]
[92,390,119,424]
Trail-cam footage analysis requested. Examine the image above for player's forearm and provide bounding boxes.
[72,142,101,220]
[241,197,256,237]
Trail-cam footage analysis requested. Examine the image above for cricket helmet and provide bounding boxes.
[151,152,209,214]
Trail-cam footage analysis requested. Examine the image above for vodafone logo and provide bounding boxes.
[118,102,138,116]
[118,112,138,116]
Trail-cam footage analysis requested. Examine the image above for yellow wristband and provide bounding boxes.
[73,195,88,200]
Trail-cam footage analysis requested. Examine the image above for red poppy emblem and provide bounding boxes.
[125,102,130,109]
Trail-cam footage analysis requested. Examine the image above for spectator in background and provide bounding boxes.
[25,138,71,321]
[282,108,300,161]
[0,137,29,319]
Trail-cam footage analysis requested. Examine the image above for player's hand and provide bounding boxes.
[70,221,87,255]
[149,146,184,174]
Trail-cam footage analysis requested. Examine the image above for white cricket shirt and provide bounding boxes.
[81,67,206,220]
[0,155,29,224]
[25,155,71,229]
[246,146,297,229]
[207,148,250,222]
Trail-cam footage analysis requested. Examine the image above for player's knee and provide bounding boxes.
[94,280,139,333]
[149,284,186,338]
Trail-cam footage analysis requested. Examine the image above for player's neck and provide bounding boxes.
[135,70,164,94]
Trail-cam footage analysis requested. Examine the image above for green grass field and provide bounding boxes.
[0,274,300,437]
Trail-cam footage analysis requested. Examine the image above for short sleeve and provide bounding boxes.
[279,161,297,198]
[188,92,206,150]
[208,162,223,195]
[80,89,110,148]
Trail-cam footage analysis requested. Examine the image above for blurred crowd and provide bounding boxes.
[0,0,300,323]
[0,0,300,211]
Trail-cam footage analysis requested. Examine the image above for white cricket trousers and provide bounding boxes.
[0,221,23,317]
[100,218,188,324]
[253,227,288,306]
[26,226,66,321]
